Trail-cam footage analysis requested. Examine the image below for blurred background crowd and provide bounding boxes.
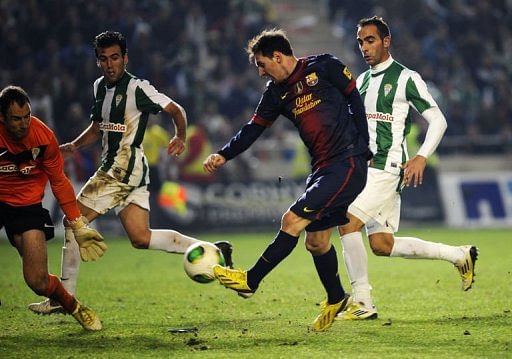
[1,0,511,184]
[328,0,512,154]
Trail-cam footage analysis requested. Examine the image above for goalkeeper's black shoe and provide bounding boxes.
[214,241,234,268]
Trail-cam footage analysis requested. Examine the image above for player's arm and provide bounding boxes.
[346,85,369,146]
[178,130,202,166]
[402,73,447,187]
[60,83,103,156]
[203,120,266,173]
[133,79,187,157]
[326,57,370,149]
[162,100,187,156]
[60,121,101,157]
[44,142,81,222]
[43,132,107,261]
[204,88,278,173]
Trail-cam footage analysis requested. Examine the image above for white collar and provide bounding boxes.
[370,55,394,75]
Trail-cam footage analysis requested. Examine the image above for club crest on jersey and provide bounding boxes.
[115,94,123,107]
[305,72,318,86]
[384,83,393,96]
[295,81,304,95]
[343,66,352,80]
[31,147,40,160]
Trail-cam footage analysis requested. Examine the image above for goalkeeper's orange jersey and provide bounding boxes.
[0,116,80,220]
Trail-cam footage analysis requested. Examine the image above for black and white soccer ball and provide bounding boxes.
[183,242,225,283]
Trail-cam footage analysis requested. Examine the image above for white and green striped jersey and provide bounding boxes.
[357,56,438,176]
[90,72,171,187]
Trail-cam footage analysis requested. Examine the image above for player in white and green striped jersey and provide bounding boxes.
[335,17,478,320]
[28,31,233,315]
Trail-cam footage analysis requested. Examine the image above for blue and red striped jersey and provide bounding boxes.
[219,54,369,171]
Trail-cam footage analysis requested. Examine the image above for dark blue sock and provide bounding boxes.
[247,230,299,289]
[312,245,345,304]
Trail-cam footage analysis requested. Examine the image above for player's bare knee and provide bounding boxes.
[339,225,360,236]
[280,211,294,227]
[339,223,364,237]
[305,241,328,255]
[339,213,364,236]
[369,238,392,256]
[305,232,330,255]
[128,230,151,249]
[280,211,303,237]
[129,237,149,249]
[370,245,390,256]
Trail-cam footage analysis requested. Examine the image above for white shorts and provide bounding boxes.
[348,167,401,235]
[77,170,150,215]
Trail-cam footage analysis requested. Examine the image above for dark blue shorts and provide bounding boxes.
[0,202,55,246]
[290,155,367,232]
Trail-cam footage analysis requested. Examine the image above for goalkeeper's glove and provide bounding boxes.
[68,216,108,262]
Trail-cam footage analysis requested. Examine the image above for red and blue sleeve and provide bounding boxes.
[326,58,369,146]
[218,89,279,161]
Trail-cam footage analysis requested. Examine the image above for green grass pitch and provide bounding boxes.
[1,228,510,358]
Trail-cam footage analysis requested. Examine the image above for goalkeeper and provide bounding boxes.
[0,85,103,331]
[29,31,233,315]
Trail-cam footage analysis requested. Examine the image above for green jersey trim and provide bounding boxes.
[406,77,432,113]
[90,72,172,187]
[357,59,439,176]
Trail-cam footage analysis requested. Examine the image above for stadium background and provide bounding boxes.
[1,0,511,237]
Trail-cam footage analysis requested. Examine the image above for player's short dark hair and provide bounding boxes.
[246,28,294,63]
[358,16,391,40]
[0,85,30,116]
[93,31,127,57]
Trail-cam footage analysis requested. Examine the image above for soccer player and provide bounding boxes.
[28,31,233,314]
[334,16,478,320]
[0,85,103,331]
[203,28,371,332]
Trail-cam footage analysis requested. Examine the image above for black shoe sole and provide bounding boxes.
[214,241,234,268]
[464,246,479,291]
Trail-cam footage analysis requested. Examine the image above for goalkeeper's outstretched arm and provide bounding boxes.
[42,126,108,262]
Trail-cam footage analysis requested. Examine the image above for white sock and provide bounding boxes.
[148,229,200,253]
[390,236,464,263]
[341,232,373,308]
[60,227,81,295]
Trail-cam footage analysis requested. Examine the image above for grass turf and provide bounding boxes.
[0,228,510,358]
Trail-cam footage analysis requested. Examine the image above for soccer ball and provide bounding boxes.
[183,242,225,283]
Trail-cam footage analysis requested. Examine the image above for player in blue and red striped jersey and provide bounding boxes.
[203,28,371,332]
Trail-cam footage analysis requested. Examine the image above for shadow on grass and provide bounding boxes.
[0,327,308,356]
[0,332,186,357]
[386,311,512,326]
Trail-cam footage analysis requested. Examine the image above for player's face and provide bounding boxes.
[96,45,128,85]
[3,102,31,140]
[357,24,390,67]
[254,52,289,83]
